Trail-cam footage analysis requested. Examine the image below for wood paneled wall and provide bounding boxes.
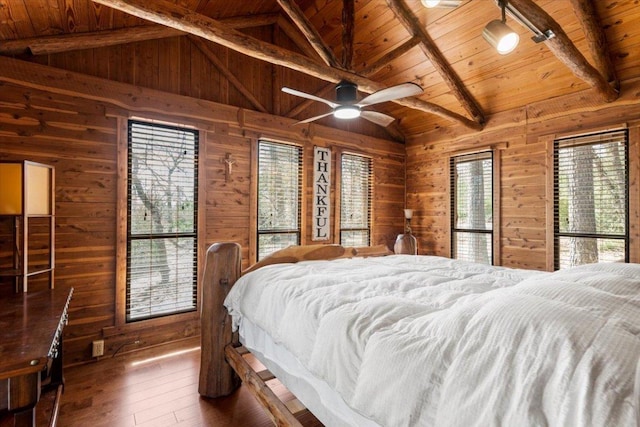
[0,56,404,365]
[406,78,640,271]
[27,30,392,141]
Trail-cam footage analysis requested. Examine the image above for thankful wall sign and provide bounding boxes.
[313,146,331,241]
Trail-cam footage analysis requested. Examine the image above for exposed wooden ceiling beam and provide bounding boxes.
[90,0,483,130]
[386,0,486,126]
[508,0,618,102]
[568,0,619,91]
[341,0,355,70]
[189,36,268,114]
[359,36,420,76]
[276,0,341,69]
[276,16,324,63]
[218,13,279,30]
[0,14,279,57]
[0,25,182,56]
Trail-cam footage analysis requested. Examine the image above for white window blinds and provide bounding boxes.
[126,120,198,322]
[257,140,303,260]
[340,154,372,247]
[554,129,628,269]
[451,151,493,264]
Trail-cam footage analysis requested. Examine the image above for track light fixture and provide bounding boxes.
[502,1,556,44]
[483,0,556,55]
[421,0,461,8]
[483,0,519,55]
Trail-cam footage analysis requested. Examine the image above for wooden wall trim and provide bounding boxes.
[493,150,501,266]
[629,125,640,263]
[332,148,343,244]
[542,135,556,272]
[115,117,128,326]
[249,136,259,264]
[551,122,629,140]
[198,129,209,312]
[449,141,509,157]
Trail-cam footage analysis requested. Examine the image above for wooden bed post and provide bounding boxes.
[199,242,242,397]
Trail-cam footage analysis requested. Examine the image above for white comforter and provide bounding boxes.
[224,255,640,426]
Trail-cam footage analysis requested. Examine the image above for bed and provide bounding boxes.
[198,242,640,426]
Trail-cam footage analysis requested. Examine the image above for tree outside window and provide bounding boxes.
[257,140,302,260]
[451,152,493,264]
[340,154,372,247]
[126,121,198,322]
[554,130,628,269]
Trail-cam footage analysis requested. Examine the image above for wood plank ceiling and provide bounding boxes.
[0,0,637,141]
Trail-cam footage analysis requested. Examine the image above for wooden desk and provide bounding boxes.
[0,288,73,427]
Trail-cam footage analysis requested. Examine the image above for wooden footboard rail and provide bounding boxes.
[199,242,393,425]
[224,344,303,427]
[198,242,242,398]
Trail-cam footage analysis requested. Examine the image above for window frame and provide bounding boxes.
[336,151,373,247]
[447,146,502,265]
[251,139,304,262]
[115,117,204,328]
[550,128,630,270]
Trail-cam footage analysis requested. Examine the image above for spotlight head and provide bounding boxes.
[483,19,519,54]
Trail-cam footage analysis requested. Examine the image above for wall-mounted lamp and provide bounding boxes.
[395,209,418,255]
[483,0,519,55]
[404,209,414,234]
[484,0,555,55]
[421,0,461,8]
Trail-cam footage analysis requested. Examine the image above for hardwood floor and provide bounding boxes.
[57,337,322,427]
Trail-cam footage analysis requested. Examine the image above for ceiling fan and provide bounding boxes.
[282,81,423,127]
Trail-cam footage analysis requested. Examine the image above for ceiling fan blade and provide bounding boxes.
[357,82,423,107]
[282,87,338,109]
[360,110,396,127]
[294,111,335,125]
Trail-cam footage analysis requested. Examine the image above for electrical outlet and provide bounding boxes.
[92,340,105,357]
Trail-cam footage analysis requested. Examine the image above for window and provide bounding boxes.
[126,120,198,322]
[554,129,628,269]
[257,140,303,260]
[340,153,372,246]
[450,152,493,264]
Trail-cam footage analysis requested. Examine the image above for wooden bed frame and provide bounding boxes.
[198,242,393,426]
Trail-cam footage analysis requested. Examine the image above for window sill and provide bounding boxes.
[104,310,199,337]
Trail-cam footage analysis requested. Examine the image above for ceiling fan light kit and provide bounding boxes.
[334,105,361,120]
[282,81,423,127]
